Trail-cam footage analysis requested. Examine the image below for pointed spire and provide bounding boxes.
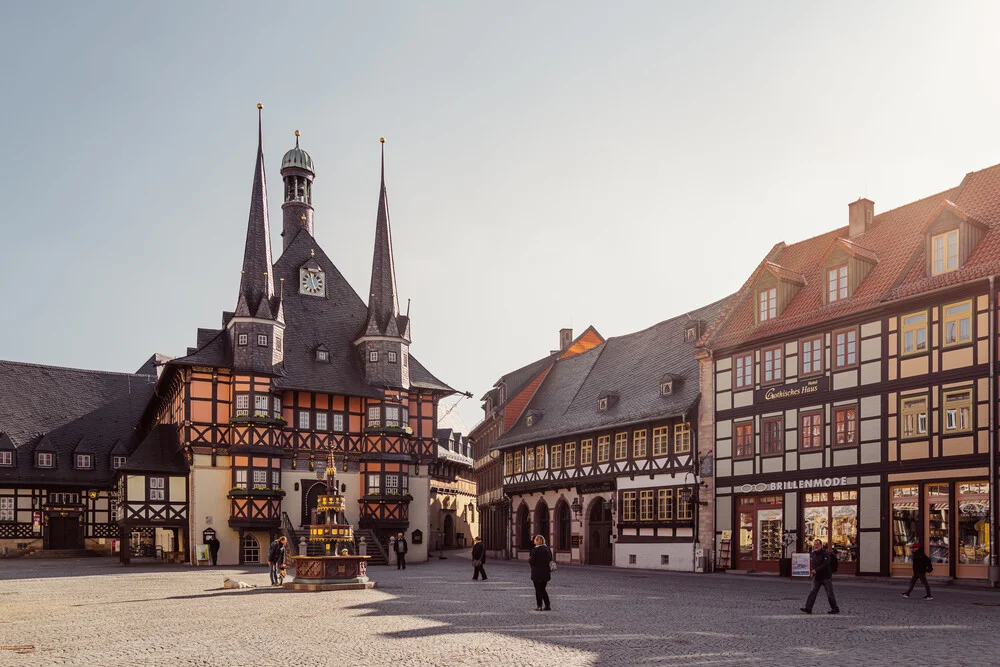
[236,103,275,318]
[365,137,403,335]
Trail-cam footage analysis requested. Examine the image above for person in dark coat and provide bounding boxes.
[801,539,839,614]
[528,535,553,611]
[207,535,221,566]
[901,542,933,600]
[471,536,488,581]
[267,536,287,586]
[394,532,408,570]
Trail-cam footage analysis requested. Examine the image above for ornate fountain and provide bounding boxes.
[284,455,375,591]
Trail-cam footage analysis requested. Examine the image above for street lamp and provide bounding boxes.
[571,496,581,518]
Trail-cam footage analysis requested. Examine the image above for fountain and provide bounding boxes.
[284,454,375,591]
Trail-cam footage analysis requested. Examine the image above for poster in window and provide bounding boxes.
[791,552,811,577]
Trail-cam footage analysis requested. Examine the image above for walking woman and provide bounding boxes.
[528,535,553,611]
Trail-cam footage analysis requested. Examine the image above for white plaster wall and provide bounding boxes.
[189,460,235,565]
[614,542,695,571]
[408,475,430,563]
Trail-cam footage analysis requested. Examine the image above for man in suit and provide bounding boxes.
[394,532,408,570]
[471,536,488,581]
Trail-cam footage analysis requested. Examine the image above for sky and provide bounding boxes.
[2,1,999,430]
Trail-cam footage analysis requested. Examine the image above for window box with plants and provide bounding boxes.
[363,424,413,435]
[360,492,414,503]
[228,414,287,427]
[227,486,286,499]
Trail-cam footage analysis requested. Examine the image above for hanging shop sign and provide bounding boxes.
[577,480,615,494]
[755,377,828,404]
[32,511,41,535]
[737,476,849,494]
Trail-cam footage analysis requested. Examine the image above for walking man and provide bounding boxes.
[901,542,934,600]
[207,534,221,566]
[471,536,488,581]
[801,538,839,614]
[394,532,408,570]
[267,536,287,586]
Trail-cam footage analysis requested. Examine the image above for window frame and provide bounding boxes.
[237,333,248,346]
[632,430,647,458]
[734,353,753,389]
[37,452,54,468]
[758,287,777,322]
[0,451,12,467]
[657,488,673,521]
[761,416,783,456]
[614,432,628,461]
[0,496,13,522]
[315,412,328,431]
[674,423,691,454]
[799,335,823,377]
[941,387,973,434]
[235,393,250,417]
[900,310,929,357]
[388,351,398,363]
[525,447,535,471]
[621,491,637,522]
[827,264,849,303]
[799,410,824,451]
[832,327,858,370]
[652,427,669,457]
[762,345,783,385]
[564,442,576,468]
[639,489,654,522]
[931,229,959,275]
[75,453,92,469]
[551,444,563,469]
[900,394,929,440]
[298,411,310,430]
[677,487,694,521]
[942,300,973,348]
[733,421,754,460]
[833,405,858,448]
[148,476,167,502]
[596,435,610,463]
[369,350,379,363]
[536,445,546,469]
[580,439,593,466]
[257,334,268,347]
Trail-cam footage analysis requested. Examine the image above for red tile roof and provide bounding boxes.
[708,162,1000,351]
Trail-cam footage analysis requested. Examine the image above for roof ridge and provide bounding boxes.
[0,359,155,380]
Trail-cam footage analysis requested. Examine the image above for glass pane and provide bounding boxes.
[757,509,783,560]
[739,511,754,561]
[957,494,990,565]
[803,507,828,546]
[831,504,858,562]
[892,486,919,563]
[927,484,950,565]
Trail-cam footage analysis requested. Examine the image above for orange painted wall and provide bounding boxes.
[560,328,604,359]
[504,368,550,427]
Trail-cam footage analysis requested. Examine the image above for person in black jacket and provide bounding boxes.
[801,539,840,614]
[901,542,933,600]
[528,535,553,611]
[267,536,287,586]
[393,533,408,570]
[471,536,488,581]
[206,535,221,566]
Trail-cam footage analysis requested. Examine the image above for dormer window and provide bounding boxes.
[660,380,673,397]
[932,230,959,275]
[684,322,701,342]
[76,454,92,469]
[828,265,848,302]
[37,452,54,468]
[0,451,13,466]
[316,349,329,362]
[257,334,268,347]
[113,456,126,469]
[758,288,776,321]
[526,415,534,426]
[598,397,608,411]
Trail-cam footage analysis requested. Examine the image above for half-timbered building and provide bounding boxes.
[492,300,729,570]
[703,164,1000,583]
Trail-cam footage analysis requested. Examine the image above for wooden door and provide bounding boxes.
[48,516,82,550]
[587,499,612,566]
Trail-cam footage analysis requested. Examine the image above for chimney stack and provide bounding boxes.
[848,198,874,238]
[559,328,573,351]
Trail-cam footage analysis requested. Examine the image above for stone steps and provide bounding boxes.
[23,549,104,559]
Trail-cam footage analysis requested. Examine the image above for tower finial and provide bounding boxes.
[295,129,300,148]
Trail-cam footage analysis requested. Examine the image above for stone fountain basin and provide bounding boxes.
[283,555,376,591]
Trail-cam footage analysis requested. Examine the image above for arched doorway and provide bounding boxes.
[535,501,551,547]
[555,501,572,551]
[444,513,455,547]
[517,503,531,550]
[587,497,613,566]
[303,483,326,525]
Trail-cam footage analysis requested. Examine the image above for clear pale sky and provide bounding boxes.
[2,1,999,429]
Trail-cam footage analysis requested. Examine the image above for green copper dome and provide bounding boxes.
[281,132,314,173]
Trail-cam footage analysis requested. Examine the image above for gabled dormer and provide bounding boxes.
[0,432,15,467]
[924,200,987,277]
[313,343,330,363]
[819,238,878,305]
[753,261,805,324]
[660,373,680,397]
[684,320,702,343]
[34,435,56,468]
[72,435,95,470]
[596,391,619,412]
[525,409,544,427]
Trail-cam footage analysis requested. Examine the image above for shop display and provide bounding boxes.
[927,484,950,565]
[891,485,919,564]
[957,482,990,566]
[757,509,783,561]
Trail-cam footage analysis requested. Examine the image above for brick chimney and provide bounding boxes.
[559,328,573,351]
[848,198,874,238]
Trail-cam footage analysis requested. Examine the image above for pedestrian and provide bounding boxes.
[267,536,287,586]
[207,535,220,566]
[394,532,408,570]
[800,538,839,614]
[528,534,553,611]
[472,536,488,581]
[901,542,934,600]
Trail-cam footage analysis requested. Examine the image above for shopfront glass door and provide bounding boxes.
[891,485,919,576]
[925,483,950,574]
[735,495,782,572]
[956,482,989,578]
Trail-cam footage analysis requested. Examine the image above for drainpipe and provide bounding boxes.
[990,276,999,586]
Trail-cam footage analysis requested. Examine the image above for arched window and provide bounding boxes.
[242,534,260,564]
[517,504,531,548]
[556,501,571,551]
[535,501,550,547]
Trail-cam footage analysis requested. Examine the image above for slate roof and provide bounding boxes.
[707,162,1000,351]
[491,296,731,450]
[121,424,189,475]
[0,360,155,486]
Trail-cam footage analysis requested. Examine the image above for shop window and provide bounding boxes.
[900,311,928,355]
[761,417,783,456]
[833,328,857,368]
[564,442,576,467]
[891,486,919,564]
[614,433,628,460]
[674,423,691,454]
[762,346,782,384]
[622,491,637,522]
[931,230,959,275]
[799,411,823,450]
[734,353,753,389]
[833,406,857,447]
[551,444,562,469]
[900,395,928,439]
[759,287,777,322]
[632,431,647,458]
[803,490,858,563]
[639,490,654,521]
[827,265,848,303]
[957,481,990,567]
[652,427,669,457]
[525,448,535,471]
[657,488,673,521]
[801,336,823,376]
[942,388,972,433]
[580,439,593,465]
[942,300,973,347]
[734,422,754,459]
[536,445,546,469]
[927,484,950,565]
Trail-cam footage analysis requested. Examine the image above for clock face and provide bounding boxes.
[299,269,325,296]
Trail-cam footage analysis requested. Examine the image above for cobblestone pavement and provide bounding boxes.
[1,554,998,667]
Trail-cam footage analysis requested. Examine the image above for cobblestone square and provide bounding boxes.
[2,555,998,666]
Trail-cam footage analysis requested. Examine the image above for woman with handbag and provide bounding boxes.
[471,536,488,581]
[528,534,554,611]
